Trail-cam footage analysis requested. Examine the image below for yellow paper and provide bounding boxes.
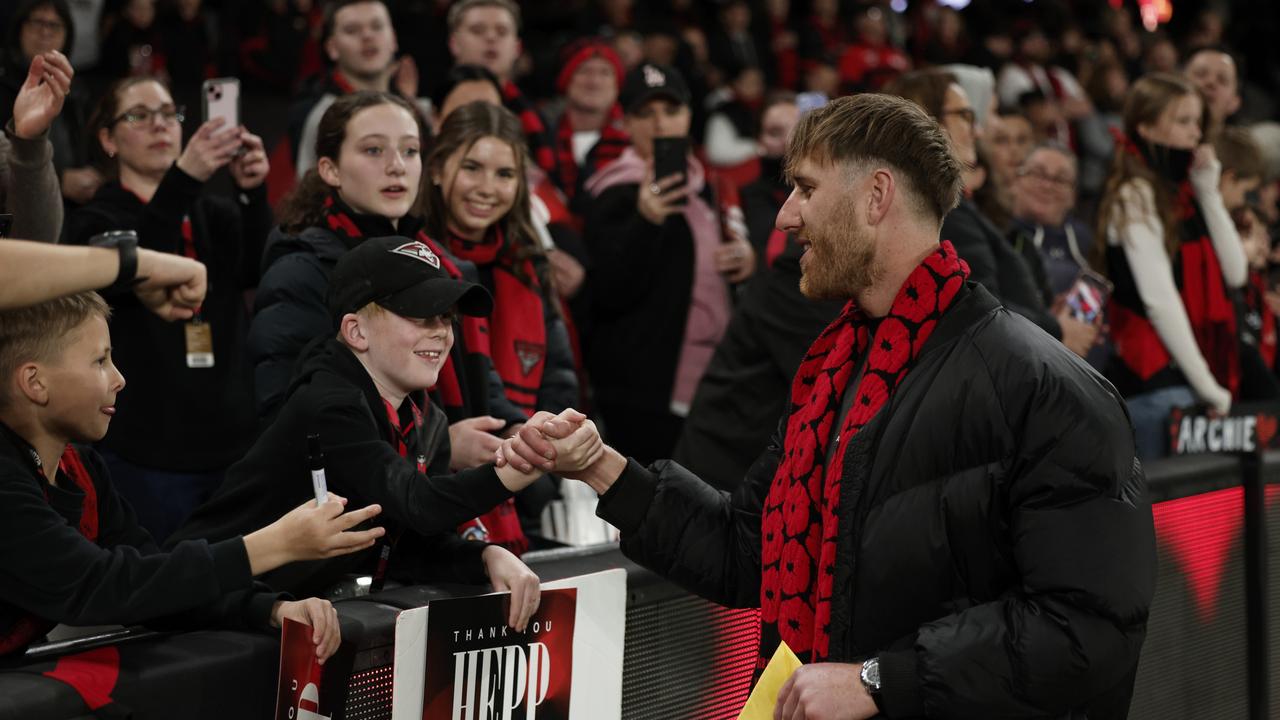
[737,641,804,720]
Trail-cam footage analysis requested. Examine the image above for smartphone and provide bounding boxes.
[0,214,12,238]
[1065,270,1112,324]
[201,77,240,129]
[652,136,689,187]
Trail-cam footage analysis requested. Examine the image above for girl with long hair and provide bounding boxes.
[1093,72,1248,458]
[64,76,271,540]
[422,101,578,422]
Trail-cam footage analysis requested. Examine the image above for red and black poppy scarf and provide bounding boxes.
[553,106,628,202]
[759,241,968,664]
[446,227,548,416]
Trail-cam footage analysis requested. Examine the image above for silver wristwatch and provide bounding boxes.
[860,656,882,696]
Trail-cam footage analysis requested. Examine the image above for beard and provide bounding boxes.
[798,202,883,301]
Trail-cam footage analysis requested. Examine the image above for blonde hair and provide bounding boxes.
[0,292,110,407]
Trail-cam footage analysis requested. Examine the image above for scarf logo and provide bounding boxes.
[643,64,666,87]
[514,341,544,376]
[389,241,441,269]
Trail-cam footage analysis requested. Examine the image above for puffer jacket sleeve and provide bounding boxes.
[594,420,783,608]
[248,251,334,422]
[876,350,1156,719]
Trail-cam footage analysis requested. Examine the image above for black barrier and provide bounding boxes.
[0,456,1275,720]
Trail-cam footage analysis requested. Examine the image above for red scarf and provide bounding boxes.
[759,242,968,664]
[1107,182,1241,398]
[503,81,557,177]
[446,227,548,416]
[553,107,629,202]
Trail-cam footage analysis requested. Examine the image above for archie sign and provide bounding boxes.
[392,569,625,720]
[1167,404,1280,455]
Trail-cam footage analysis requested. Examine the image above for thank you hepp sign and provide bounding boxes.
[392,569,625,720]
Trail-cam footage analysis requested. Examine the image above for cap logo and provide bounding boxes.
[389,241,441,270]
[643,65,666,88]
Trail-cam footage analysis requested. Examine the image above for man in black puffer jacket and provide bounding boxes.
[501,95,1155,720]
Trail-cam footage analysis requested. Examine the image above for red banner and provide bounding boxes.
[275,618,332,720]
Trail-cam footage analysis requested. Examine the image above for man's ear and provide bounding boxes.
[15,364,49,406]
[339,313,370,352]
[325,36,340,64]
[866,168,896,226]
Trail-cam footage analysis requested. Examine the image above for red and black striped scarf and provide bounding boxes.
[759,242,968,664]
[552,106,629,202]
[503,81,557,177]
[445,227,547,416]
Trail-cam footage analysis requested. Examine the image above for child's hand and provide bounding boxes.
[482,546,541,632]
[545,419,604,474]
[246,494,385,576]
[494,408,589,474]
[271,598,341,663]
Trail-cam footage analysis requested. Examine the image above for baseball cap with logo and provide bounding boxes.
[327,236,493,321]
[619,62,691,115]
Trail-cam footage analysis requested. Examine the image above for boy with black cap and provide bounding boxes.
[173,237,601,630]
[581,64,754,463]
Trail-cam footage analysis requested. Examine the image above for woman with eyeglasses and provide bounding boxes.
[63,76,271,542]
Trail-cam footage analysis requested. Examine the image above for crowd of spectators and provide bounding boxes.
[2,0,1280,664]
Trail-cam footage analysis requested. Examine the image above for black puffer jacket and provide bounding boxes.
[597,282,1155,719]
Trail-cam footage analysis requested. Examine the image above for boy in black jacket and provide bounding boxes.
[173,237,601,631]
[0,292,386,658]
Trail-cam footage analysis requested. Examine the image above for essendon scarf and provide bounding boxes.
[503,81,557,177]
[446,227,547,416]
[1,446,100,655]
[758,242,968,664]
[1106,146,1241,398]
[553,107,629,202]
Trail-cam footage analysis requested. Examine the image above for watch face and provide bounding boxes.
[862,658,881,690]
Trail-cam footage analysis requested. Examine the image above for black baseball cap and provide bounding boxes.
[327,236,493,321]
[619,63,691,115]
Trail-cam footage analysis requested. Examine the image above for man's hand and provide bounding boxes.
[715,231,756,283]
[482,545,541,632]
[449,416,506,470]
[775,663,879,720]
[494,409,592,474]
[244,493,385,576]
[12,51,72,140]
[271,598,342,663]
[133,249,208,320]
[393,55,419,99]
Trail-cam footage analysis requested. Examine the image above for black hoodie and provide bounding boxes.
[170,338,510,598]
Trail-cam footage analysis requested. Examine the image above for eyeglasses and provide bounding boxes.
[112,105,185,128]
[1018,167,1076,189]
[941,107,976,128]
[25,18,66,34]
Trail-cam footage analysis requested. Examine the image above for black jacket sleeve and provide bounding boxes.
[313,389,516,535]
[0,463,259,628]
[595,423,783,608]
[249,252,334,421]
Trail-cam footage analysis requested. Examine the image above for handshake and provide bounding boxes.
[493,409,628,494]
